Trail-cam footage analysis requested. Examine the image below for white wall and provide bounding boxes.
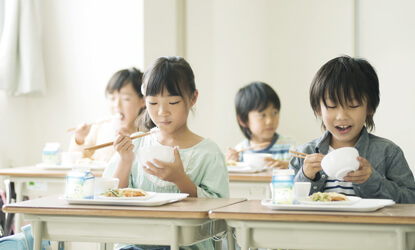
[187,0,354,151]
[1,0,415,173]
[0,0,144,167]
[357,0,415,169]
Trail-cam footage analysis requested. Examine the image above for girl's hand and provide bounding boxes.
[343,156,372,184]
[303,153,324,180]
[113,133,135,162]
[225,147,239,162]
[144,146,186,184]
[265,158,289,169]
[74,123,92,145]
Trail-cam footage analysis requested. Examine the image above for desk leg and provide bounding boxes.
[14,181,23,233]
[240,227,249,250]
[227,226,235,250]
[33,221,43,250]
[171,225,179,250]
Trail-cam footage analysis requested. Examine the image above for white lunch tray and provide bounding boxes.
[261,198,395,212]
[61,193,189,207]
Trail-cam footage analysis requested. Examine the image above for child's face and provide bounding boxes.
[318,98,368,149]
[107,83,144,132]
[245,103,279,143]
[145,90,197,134]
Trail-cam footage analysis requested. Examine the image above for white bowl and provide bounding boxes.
[243,153,273,170]
[321,147,359,180]
[61,152,83,165]
[94,177,119,196]
[137,145,175,167]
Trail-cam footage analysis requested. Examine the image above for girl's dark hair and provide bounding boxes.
[235,82,281,139]
[105,67,144,98]
[309,55,380,132]
[140,56,196,130]
[105,68,145,125]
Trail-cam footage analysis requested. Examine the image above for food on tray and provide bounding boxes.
[76,157,95,165]
[309,192,349,202]
[103,188,148,197]
[226,160,238,166]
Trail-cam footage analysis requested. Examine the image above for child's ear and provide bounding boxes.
[139,97,145,108]
[316,107,322,116]
[237,116,247,128]
[190,90,199,107]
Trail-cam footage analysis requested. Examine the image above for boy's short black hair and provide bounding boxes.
[309,55,380,131]
[235,82,281,139]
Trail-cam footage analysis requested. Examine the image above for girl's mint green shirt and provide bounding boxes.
[104,132,229,249]
[103,132,230,198]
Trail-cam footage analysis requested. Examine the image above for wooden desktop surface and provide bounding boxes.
[209,199,415,225]
[3,195,246,219]
[0,166,103,177]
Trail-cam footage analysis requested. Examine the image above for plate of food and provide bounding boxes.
[36,159,107,170]
[298,192,361,205]
[95,188,157,200]
[227,161,267,173]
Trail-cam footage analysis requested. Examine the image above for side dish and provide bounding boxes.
[226,160,237,166]
[103,188,148,197]
[310,192,349,202]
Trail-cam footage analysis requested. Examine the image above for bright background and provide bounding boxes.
[1,0,415,174]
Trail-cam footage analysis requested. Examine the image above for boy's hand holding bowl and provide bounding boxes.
[321,147,359,180]
[243,153,273,170]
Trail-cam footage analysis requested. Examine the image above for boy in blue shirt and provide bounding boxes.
[226,82,295,169]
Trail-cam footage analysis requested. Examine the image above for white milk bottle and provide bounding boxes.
[272,169,295,204]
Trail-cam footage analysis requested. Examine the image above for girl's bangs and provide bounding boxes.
[145,65,187,97]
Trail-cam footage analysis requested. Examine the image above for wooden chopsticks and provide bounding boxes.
[237,142,270,153]
[84,130,154,151]
[290,150,308,159]
[67,115,121,132]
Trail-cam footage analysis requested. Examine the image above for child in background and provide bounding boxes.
[69,68,145,162]
[290,55,415,203]
[226,82,296,169]
[103,56,229,250]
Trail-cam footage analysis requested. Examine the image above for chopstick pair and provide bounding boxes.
[236,142,270,153]
[66,114,122,132]
[290,150,308,159]
[84,127,160,151]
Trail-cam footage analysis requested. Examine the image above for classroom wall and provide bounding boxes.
[0,0,144,168]
[1,0,415,174]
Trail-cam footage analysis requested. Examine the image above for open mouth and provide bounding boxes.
[336,125,352,133]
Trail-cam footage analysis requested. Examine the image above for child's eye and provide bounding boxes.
[148,102,157,105]
[326,105,337,109]
[349,105,360,108]
[170,101,180,105]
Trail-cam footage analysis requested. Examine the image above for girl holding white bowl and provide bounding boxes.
[104,56,229,250]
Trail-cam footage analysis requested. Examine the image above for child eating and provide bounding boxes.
[290,55,415,203]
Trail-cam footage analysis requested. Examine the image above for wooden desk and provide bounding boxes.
[209,200,415,250]
[3,195,245,250]
[228,170,272,200]
[0,166,103,233]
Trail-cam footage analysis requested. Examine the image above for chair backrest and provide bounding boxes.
[0,224,51,250]
[0,189,6,237]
